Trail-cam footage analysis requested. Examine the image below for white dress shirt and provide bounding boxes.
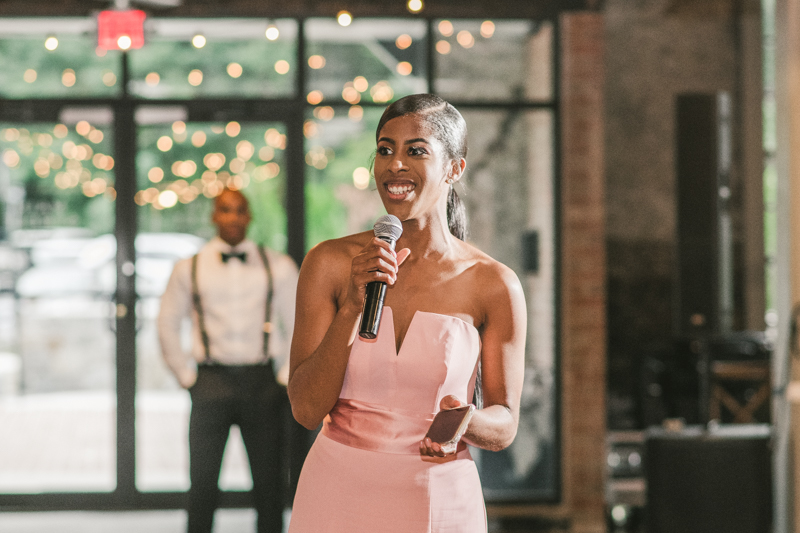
[158,237,299,388]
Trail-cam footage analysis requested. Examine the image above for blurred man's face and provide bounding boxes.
[212,190,251,246]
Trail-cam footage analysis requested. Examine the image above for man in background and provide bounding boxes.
[158,187,298,533]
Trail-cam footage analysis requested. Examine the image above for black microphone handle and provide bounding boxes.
[358,236,396,339]
[359,281,387,339]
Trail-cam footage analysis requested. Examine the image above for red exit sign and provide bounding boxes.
[97,9,146,50]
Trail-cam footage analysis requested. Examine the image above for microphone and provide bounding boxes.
[359,214,403,339]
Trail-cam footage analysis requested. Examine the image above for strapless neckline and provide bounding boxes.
[383,306,479,356]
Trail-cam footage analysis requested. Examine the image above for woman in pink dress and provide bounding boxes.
[287,94,527,532]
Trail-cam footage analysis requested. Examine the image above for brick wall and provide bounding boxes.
[560,11,607,533]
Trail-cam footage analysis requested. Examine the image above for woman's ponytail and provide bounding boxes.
[446,185,467,241]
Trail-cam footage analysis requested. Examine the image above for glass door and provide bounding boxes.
[132,108,290,493]
[0,108,117,493]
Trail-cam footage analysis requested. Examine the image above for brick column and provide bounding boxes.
[560,11,607,533]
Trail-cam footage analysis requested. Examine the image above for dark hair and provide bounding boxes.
[376,94,468,240]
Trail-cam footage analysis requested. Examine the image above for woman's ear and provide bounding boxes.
[449,158,466,183]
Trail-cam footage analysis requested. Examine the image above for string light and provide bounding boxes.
[307,90,324,105]
[407,0,423,13]
[227,62,243,78]
[192,34,206,48]
[44,36,59,51]
[396,62,413,76]
[337,10,353,27]
[308,55,326,69]
[117,35,132,50]
[457,30,475,49]
[396,34,413,50]
[188,69,203,86]
[265,24,280,41]
[62,69,76,87]
[480,20,496,38]
[438,20,454,37]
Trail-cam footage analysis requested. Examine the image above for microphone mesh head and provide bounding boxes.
[373,214,403,242]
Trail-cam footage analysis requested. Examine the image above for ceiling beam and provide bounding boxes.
[0,0,603,19]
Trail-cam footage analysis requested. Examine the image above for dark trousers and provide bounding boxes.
[188,363,286,533]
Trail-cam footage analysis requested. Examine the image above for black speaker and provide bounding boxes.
[675,93,732,337]
[645,424,772,533]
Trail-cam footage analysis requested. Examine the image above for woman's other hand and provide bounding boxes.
[419,395,466,457]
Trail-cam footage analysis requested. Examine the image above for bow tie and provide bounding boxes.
[221,251,247,263]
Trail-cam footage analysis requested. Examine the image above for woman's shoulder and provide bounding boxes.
[456,240,524,299]
[301,230,373,271]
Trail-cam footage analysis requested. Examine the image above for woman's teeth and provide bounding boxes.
[388,184,415,195]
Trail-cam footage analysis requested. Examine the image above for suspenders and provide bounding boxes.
[190,245,275,364]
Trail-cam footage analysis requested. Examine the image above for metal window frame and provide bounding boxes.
[0,15,562,510]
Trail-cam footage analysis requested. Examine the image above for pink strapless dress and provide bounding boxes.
[289,307,486,533]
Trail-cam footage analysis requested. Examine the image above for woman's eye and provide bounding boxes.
[409,146,427,156]
[377,146,392,156]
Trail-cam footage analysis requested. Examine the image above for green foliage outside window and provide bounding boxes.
[0,37,121,99]
[0,123,116,238]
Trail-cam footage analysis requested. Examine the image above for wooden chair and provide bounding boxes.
[708,360,770,423]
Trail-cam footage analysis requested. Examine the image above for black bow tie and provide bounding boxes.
[221,251,247,263]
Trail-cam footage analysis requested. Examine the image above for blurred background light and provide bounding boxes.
[308,55,326,69]
[44,35,58,51]
[396,34,412,50]
[188,69,203,86]
[62,69,76,87]
[348,105,363,121]
[225,121,241,137]
[307,90,323,105]
[337,10,352,27]
[158,190,178,208]
[117,35,132,50]
[353,76,368,92]
[353,167,370,189]
[102,70,117,86]
[265,24,279,40]
[457,30,475,48]
[407,0,423,13]
[396,62,412,75]
[226,62,243,78]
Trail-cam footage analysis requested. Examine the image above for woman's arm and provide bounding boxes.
[421,262,527,455]
[288,237,408,429]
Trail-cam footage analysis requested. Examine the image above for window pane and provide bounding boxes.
[434,20,553,102]
[460,109,557,501]
[0,19,123,99]
[305,18,427,105]
[135,115,288,491]
[0,116,117,492]
[305,106,385,249]
[128,19,297,99]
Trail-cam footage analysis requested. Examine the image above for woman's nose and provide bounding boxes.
[390,155,406,171]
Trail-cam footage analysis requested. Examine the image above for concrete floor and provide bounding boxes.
[0,509,296,533]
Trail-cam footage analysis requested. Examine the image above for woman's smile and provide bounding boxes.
[385,180,417,200]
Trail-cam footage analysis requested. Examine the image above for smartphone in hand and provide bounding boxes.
[424,404,475,454]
